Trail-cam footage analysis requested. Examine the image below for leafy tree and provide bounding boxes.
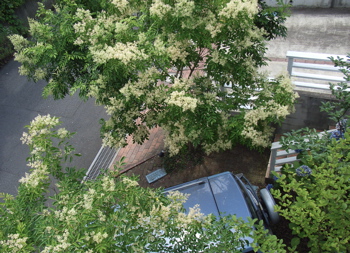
[0,115,287,252]
[9,0,297,155]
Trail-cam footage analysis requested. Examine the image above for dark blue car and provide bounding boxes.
[164,171,279,252]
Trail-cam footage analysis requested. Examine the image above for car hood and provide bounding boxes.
[164,172,251,221]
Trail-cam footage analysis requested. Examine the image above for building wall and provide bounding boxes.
[265,0,350,8]
[276,91,345,134]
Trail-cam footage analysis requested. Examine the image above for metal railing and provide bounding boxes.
[286,51,349,90]
[268,129,336,175]
[84,146,119,180]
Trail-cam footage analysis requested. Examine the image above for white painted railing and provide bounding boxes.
[268,129,336,175]
[287,51,349,90]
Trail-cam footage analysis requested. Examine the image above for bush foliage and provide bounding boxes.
[273,56,350,252]
[0,0,27,66]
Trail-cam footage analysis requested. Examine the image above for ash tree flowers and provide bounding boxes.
[10,0,295,155]
[0,115,287,252]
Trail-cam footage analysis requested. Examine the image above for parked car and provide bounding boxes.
[164,171,279,252]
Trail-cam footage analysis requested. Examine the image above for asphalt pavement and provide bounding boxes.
[0,60,107,195]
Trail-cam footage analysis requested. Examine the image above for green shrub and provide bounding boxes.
[0,0,26,25]
[0,0,27,66]
[0,29,13,67]
[272,56,350,252]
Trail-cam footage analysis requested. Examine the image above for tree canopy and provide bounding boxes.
[10,0,297,155]
[0,115,286,252]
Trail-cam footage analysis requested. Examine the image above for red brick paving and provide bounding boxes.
[110,126,165,171]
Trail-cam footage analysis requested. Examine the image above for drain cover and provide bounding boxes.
[146,168,167,183]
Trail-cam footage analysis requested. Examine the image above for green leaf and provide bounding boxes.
[291,237,300,248]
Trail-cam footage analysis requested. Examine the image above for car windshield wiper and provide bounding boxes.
[163,180,206,193]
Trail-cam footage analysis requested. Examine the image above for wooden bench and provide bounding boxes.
[287,51,349,91]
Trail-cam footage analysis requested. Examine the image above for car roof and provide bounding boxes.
[164,172,252,221]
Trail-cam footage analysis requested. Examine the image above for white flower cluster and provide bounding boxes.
[27,18,45,37]
[73,9,93,45]
[122,177,139,188]
[166,38,189,64]
[172,77,194,89]
[115,21,129,33]
[241,123,274,147]
[102,176,116,192]
[105,97,124,114]
[19,161,49,188]
[83,188,97,210]
[203,92,218,106]
[54,207,78,223]
[167,91,197,112]
[205,23,223,38]
[202,11,223,38]
[145,85,167,106]
[176,204,204,229]
[145,204,172,227]
[167,190,190,210]
[33,67,47,80]
[117,67,160,104]
[74,9,132,46]
[150,0,172,18]
[242,88,297,148]
[211,49,227,66]
[57,128,69,138]
[17,115,72,188]
[202,113,232,154]
[8,34,29,52]
[56,194,71,206]
[90,231,108,244]
[150,0,194,19]
[219,0,258,19]
[0,234,28,252]
[277,72,299,95]
[174,0,195,17]
[138,190,204,233]
[163,123,189,156]
[112,0,129,11]
[242,27,266,49]
[97,209,107,222]
[90,42,148,65]
[41,230,71,253]
[19,115,58,146]
[119,80,144,100]
[102,131,127,148]
[75,8,92,21]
